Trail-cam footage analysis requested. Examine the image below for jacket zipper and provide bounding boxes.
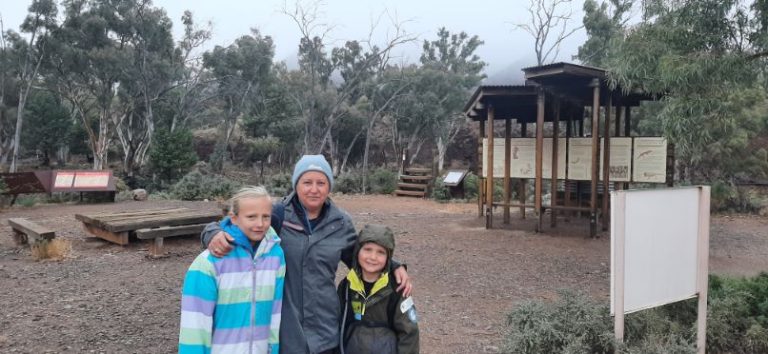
[250,249,257,353]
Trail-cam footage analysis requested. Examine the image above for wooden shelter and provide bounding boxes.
[464,62,664,237]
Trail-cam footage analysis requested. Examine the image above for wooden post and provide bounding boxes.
[697,186,711,354]
[551,99,561,227]
[590,79,601,238]
[486,105,495,229]
[535,89,545,232]
[624,106,631,138]
[520,123,528,219]
[149,237,165,257]
[624,107,631,190]
[478,120,485,217]
[564,107,573,221]
[602,96,612,232]
[504,118,511,224]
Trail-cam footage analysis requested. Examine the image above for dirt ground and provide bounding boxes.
[0,195,766,353]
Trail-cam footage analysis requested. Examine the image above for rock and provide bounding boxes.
[132,189,148,201]
[759,206,768,217]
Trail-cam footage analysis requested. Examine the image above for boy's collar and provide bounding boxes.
[347,269,390,295]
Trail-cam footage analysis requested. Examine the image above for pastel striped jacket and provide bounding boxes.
[179,219,285,354]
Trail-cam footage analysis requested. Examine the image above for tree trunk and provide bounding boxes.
[436,135,446,175]
[9,93,27,172]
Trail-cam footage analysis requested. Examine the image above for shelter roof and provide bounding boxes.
[465,62,659,122]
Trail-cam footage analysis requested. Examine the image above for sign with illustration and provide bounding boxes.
[632,138,667,183]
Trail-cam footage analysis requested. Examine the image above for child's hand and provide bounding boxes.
[394,266,413,297]
[208,231,234,257]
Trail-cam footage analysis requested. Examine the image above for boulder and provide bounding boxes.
[132,189,148,201]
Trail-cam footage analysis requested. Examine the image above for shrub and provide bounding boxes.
[16,196,38,207]
[503,274,768,354]
[169,171,241,201]
[336,172,362,194]
[431,178,450,201]
[267,172,292,197]
[503,290,615,354]
[711,180,764,213]
[369,168,397,194]
[464,172,478,199]
[707,273,768,353]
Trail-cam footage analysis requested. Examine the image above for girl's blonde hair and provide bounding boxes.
[229,186,271,215]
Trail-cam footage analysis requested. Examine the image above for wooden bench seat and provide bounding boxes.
[137,223,209,257]
[8,218,56,245]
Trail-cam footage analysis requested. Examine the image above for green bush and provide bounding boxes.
[169,171,241,201]
[707,273,768,353]
[267,172,292,197]
[16,196,39,207]
[335,172,362,194]
[503,290,615,354]
[503,274,768,354]
[431,178,450,201]
[369,168,397,194]
[711,181,764,213]
[464,172,478,199]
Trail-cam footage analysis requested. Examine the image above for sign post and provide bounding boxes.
[611,186,710,353]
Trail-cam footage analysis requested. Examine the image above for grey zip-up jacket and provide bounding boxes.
[203,193,401,353]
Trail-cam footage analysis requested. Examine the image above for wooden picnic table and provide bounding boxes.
[75,207,221,256]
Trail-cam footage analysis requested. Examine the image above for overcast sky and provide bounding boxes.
[1,0,590,82]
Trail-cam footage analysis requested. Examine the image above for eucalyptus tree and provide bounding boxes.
[605,0,768,183]
[168,10,212,132]
[45,0,134,170]
[0,18,19,167]
[516,0,583,65]
[7,0,57,172]
[419,27,486,172]
[282,0,415,169]
[202,29,275,171]
[575,0,633,67]
[112,0,180,176]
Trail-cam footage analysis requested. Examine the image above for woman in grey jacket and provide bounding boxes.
[201,155,412,354]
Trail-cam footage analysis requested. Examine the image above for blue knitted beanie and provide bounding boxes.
[291,155,334,190]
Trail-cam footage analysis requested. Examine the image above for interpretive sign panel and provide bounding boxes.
[509,138,535,178]
[481,138,506,178]
[542,138,567,180]
[51,170,114,192]
[443,170,467,186]
[632,138,667,183]
[567,138,593,181]
[601,138,633,182]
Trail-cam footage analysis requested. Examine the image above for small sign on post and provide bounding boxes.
[611,186,710,353]
[442,170,468,199]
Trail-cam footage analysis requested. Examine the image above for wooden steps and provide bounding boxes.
[395,167,433,198]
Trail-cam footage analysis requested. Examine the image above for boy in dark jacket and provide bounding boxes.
[337,224,419,354]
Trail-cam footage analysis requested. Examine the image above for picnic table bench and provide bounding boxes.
[75,207,220,257]
[8,217,56,246]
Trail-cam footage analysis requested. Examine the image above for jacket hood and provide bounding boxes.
[353,224,395,271]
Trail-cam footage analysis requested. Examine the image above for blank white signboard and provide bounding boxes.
[611,187,701,314]
[444,172,463,185]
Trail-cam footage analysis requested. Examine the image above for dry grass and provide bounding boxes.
[30,238,72,261]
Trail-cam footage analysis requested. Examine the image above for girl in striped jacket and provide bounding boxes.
[179,186,285,354]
